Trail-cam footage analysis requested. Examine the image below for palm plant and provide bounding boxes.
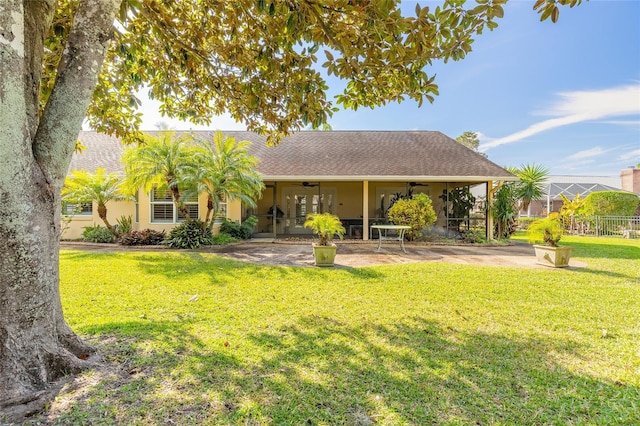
[304,213,346,246]
[559,193,586,233]
[511,163,549,212]
[62,167,129,237]
[122,132,198,221]
[188,131,264,231]
[527,213,565,247]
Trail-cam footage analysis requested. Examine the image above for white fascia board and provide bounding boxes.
[261,175,519,182]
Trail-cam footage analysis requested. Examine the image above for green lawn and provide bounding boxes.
[41,236,639,425]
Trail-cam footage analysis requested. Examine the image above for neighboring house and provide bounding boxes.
[621,166,640,195]
[524,173,636,217]
[63,130,516,240]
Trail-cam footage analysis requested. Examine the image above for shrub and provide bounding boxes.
[581,191,640,217]
[165,219,212,249]
[461,228,487,244]
[387,193,437,240]
[82,225,115,243]
[220,216,258,240]
[119,229,166,246]
[209,233,239,245]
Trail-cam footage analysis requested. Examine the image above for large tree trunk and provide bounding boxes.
[0,173,91,417]
[0,1,120,421]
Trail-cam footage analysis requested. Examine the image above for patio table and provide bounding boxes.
[371,224,411,253]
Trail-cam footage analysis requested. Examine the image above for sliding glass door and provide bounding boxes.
[282,186,336,234]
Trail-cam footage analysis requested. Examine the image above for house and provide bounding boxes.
[63,130,517,240]
[524,171,638,217]
[621,166,640,195]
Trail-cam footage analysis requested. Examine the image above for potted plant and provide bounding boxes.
[304,212,346,267]
[527,213,573,267]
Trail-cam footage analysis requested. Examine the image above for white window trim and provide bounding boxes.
[63,202,93,216]
[149,188,199,224]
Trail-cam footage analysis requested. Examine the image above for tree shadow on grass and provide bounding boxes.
[27,316,639,425]
[131,251,387,281]
[570,267,640,282]
[61,249,385,287]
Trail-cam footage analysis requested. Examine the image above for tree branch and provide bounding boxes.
[33,0,121,186]
[24,0,56,136]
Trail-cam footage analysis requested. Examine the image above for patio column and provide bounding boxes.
[362,180,369,241]
[272,182,277,238]
[487,180,494,241]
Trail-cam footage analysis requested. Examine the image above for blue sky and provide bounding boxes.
[139,1,640,177]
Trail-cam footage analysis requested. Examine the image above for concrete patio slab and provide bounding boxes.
[61,241,587,269]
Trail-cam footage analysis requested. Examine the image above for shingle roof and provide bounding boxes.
[73,130,515,182]
[70,132,127,174]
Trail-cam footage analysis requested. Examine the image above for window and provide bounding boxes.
[217,195,228,219]
[134,193,139,223]
[375,186,405,218]
[63,202,92,216]
[150,188,199,223]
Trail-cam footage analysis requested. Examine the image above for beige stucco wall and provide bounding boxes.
[367,181,449,227]
[61,189,242,240]
[61,200,135,240]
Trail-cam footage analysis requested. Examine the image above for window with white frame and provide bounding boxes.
[150,187,198,223]
[62,202,92,216]
[217,195,227,220]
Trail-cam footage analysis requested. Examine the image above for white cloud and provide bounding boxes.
[480,83,640,151]
[601,119,640,127]
[618,148,640,161]
[567,146,607,160]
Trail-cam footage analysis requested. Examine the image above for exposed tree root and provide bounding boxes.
[59,331,96,359]
[0,350,102,424]
[0,382,68,424]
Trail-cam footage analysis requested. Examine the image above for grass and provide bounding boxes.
[35,236,640,425]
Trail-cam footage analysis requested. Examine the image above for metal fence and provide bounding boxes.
[594,216,640,238]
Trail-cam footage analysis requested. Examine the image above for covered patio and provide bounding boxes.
[232,130,517,240]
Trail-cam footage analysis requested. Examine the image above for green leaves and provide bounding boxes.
[45,0,581,143]
[534,0,584,23]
